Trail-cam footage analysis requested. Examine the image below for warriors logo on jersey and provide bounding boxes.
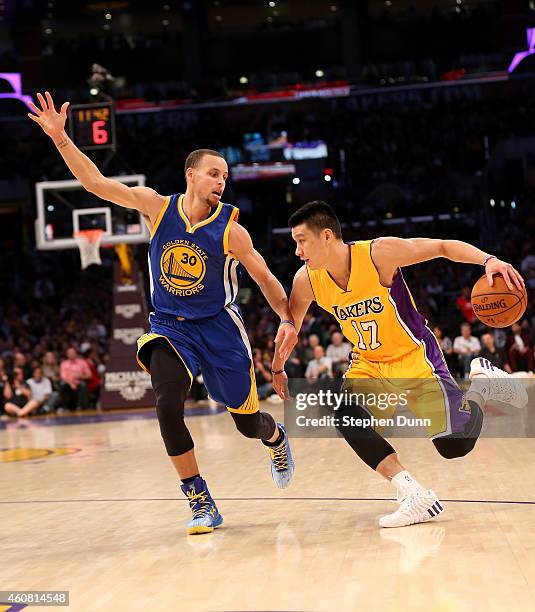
[146,193,240,320]
[159,239,208,296]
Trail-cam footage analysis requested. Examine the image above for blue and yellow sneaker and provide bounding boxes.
[265,423,295,489]
[180,476,223,535]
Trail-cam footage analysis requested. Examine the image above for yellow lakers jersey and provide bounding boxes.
[307,240,428,362]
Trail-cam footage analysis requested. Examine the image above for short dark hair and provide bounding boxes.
[184,149,225,175]
[288,200,342,239]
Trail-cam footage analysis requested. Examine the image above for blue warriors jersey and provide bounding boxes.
[148,193,240,319]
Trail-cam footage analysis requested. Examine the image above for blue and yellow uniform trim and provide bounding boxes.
[137,332,194,389]
[150,195,172,238]
[138,193,258,413]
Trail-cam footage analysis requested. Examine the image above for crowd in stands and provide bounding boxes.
[0,256,110,418]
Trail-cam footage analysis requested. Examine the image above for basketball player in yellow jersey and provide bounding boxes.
[272,201,527,528]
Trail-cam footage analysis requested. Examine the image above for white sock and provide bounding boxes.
[391,470,425,494]
[467,374,490,406]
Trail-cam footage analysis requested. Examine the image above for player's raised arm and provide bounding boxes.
[371,236,525,291]
[28,91,164,223]
[227,222,297,360]
[271,265,314,399]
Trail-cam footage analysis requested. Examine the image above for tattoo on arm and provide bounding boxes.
[56,139,69,149]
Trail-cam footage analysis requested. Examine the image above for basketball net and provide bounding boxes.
[74,229,104,269]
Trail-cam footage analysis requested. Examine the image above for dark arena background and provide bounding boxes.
[1,1,535,611]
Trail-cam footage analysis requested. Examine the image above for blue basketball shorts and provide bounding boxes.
[136,305,259,414]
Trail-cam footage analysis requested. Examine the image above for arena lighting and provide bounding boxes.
[105,13,111,19]
[315,69,325,78]
[292,177,300,185]
[89,87,99,95]
[0,72,34,110]
[511,201,517,209]
[508,28,535,72]
[239,76,248,84]
[490,198,495,206]
[324,175,332,182]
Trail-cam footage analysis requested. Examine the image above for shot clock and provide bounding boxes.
[69,102,116,150]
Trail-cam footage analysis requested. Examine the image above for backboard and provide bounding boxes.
[35,175,150,250]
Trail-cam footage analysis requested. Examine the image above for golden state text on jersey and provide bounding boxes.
[148,193,240,319]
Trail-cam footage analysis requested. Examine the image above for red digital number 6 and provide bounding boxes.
[92,120,108,144]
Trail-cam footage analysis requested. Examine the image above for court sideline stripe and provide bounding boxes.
[1,497,535,505]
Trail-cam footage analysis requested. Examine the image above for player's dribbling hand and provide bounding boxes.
[27,91,69,139]
[272,371,289,400]
[485,257,525,291]
[274,322,298,361]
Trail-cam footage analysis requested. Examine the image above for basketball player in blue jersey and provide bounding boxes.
[271,201,527,528]
[29,92,297,535]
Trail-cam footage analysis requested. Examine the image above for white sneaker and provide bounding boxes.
[379,489,444,528]
[469,358,528,409]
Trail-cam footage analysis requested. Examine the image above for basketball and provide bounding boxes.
[471,273,527,328]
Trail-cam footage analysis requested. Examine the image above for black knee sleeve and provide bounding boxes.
[150,342,193,456]
[433,400,483,459]
[230,411,277,440]
[336,403,396,471]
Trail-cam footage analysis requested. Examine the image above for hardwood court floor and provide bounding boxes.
[1,406,535,612]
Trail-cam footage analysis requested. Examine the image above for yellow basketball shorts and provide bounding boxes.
[343,339,469,438]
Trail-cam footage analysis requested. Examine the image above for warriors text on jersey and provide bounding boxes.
[147,193,240,319]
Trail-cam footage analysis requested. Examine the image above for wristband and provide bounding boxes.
[280,319,296,328]
[272,368,285,375]
[483,255,496,267]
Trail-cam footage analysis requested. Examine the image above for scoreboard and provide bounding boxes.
[68,102,116,150]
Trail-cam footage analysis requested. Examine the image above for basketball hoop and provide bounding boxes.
[74,229,104,269]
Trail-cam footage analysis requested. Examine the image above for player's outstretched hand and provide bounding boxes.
[275,321,298,361]
[28,91,69,139]
[485,257,525,291]
[272,371,289,400]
